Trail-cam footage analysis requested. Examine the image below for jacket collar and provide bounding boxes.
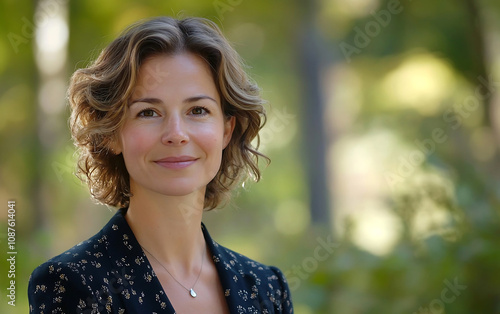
[103,208,243,312]
[103,208,176,312]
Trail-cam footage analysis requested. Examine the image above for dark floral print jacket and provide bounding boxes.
[28,208,293,314]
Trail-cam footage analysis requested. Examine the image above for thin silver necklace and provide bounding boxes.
[141,244,206,298]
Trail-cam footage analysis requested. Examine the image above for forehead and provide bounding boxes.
[131,52,219,102]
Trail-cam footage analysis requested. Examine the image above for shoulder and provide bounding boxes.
[204,227,293,313]
[216,243,285,280]
[28,216,116,313]
[30,219,112,279]
[215,243,290,289]
[30,227,110,280]
[203,224,287,285]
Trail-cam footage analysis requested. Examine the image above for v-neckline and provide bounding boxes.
[112,208,236,313]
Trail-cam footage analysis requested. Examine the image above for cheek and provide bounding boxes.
[120,127,153,160]
[198,125,226,154]
[191,126,225,172]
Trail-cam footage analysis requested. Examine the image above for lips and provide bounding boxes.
[154,156,198,169]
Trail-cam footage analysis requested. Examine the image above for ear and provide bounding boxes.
[223,116,236,149]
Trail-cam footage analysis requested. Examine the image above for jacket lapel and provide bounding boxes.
[104,208,176,313]
[202,223,245,311]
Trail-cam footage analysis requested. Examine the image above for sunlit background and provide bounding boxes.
[1,0,500,313]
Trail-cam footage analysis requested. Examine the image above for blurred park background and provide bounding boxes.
[1,0,500,313]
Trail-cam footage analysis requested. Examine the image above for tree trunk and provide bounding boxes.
[295,0,332,228]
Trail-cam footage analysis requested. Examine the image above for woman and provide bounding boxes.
[28,16,293,313]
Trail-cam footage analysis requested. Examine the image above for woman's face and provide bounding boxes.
[114,52,235,199]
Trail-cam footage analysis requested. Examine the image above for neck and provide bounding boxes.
[125,187,206,272]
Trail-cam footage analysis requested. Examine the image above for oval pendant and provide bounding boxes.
[190,288,197,298]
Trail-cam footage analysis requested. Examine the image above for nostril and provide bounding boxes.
[162,132,189,145]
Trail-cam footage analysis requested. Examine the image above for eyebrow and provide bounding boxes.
[129,95,218,106]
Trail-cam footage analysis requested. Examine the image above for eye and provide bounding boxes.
[137,109,158,117]
[190,106,209,115]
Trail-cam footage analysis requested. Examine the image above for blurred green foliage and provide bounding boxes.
[1,0,500,313]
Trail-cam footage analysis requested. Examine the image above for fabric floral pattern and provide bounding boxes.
[28,208,293,313]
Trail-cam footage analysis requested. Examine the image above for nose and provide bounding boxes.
[161,114,189,146]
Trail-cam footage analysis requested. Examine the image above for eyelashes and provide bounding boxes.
[137,108,158,117]
[136,106,211,118]
[190,106,210,115]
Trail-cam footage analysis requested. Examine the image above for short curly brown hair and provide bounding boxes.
[68,16,268,210]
